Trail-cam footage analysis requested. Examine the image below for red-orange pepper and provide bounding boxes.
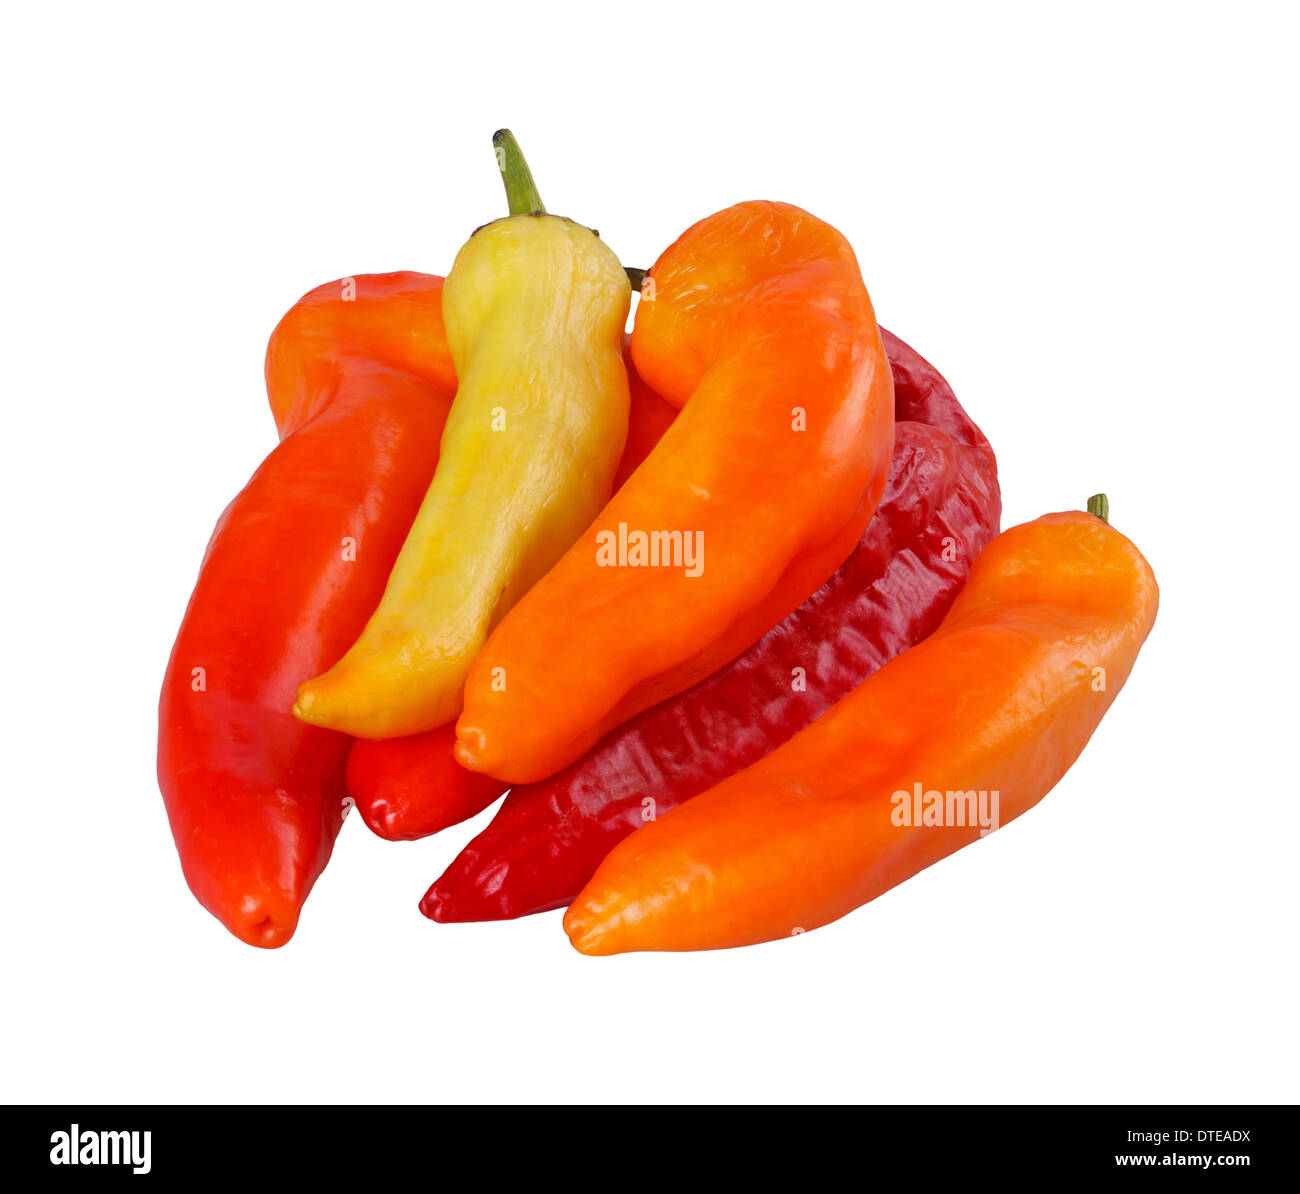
[158,272,456,946]
[455,201,896,783]
[564,501,1159,954]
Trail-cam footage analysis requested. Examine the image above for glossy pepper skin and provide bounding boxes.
[455,200,896,784]
[345,346,677,842]
[564,506,1159,954]
[423,329,1000,920]
[295,138,631,740]
[158,272,457,947]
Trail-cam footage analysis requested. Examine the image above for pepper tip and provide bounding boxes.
[452,725,487,772]
[419,887,446,922]
[562,903,613,956]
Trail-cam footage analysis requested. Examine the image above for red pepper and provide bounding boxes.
[345,723,505,843]
[158,272,456,947]
[422,330,1001,922]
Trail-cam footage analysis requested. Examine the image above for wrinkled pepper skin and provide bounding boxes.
[455,201,896,784]
[423,330,1000,921]
[158,272,457,947]
[295,216,631,740]
[564,508,1159,954]
[346,343,677,842]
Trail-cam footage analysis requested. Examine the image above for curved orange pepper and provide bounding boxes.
[564,504,1159,954]
[455,201,895,783]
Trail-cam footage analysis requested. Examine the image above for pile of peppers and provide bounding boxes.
[158,132,1159,952]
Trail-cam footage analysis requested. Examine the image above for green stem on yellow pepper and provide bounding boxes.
[492,129,545,215]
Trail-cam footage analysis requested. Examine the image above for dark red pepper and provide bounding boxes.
[421,330,1002,922]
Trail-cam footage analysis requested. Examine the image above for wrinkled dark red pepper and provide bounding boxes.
[421,330,1002,922]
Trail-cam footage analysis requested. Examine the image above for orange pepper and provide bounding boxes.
[455,201,895,783]
[564,500,1159,954]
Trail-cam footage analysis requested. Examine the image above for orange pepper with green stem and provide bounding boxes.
[455,200,896,784]
[564,497,1158,954]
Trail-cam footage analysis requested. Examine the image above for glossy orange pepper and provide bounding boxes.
[455,201,895,783]
[564,501,1159,954]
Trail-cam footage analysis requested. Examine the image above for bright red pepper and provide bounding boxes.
[158,272,456,947]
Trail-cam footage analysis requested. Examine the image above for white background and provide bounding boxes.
[2,1,1296,1104]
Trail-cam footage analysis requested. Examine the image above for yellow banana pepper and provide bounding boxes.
[293,131,631,738]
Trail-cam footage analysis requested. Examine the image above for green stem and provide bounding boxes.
[492,129,545,215]
[625,266,647,291]
[1087,493,1109,523]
